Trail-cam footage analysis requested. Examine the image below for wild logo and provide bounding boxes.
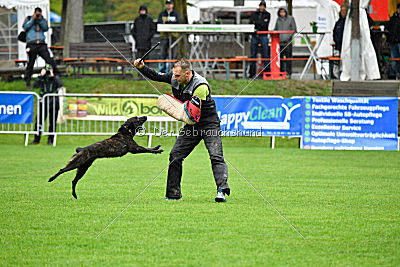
[122,100,139,117]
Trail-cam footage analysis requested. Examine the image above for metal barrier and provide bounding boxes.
[0,91,40,146]
[41,93,185,147]
[3,93,398,150]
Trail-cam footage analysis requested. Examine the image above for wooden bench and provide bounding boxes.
[64,42,132,78]
[13,59,28,67]
[69,42,132,60]
[68,61,133,79]
[0,65,68,82]
[319,56,340,79]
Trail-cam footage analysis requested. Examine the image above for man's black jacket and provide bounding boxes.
[131,14,156,50]
[249,9,271,33]
[333,16,346,52]
[388,12,400,44]
[33,75,63,96]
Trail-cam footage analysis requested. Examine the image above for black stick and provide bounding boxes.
[139,42,160,62]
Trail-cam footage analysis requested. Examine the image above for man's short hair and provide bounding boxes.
[173,59,192,72]
[34,7,42,13]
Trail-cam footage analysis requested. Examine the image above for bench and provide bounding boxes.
[13,59,28,67]
[0,65,68,82]
[68,61,133,79]
[69,42,132,60]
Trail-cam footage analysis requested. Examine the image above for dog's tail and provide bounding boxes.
[76,147,84,153]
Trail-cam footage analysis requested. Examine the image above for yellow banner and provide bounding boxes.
[63,96,167,119]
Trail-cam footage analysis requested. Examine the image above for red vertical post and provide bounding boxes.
[269,32,281,79]
[256,31,294,80]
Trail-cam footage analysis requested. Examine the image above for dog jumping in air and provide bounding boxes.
[48,116,163,198]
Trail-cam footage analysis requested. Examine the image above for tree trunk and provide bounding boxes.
[62,0,85,58]
[174,0,188,58]
[350,0,360,80]
[60,0,68,45]
[287,0,293,16]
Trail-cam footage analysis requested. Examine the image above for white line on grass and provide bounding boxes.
[226,158,305,239]
[222,26,306,111]
[96,159,175,239]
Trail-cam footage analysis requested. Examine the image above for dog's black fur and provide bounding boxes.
[48,116,163,199]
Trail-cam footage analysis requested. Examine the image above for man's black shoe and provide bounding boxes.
[30,140,40,145]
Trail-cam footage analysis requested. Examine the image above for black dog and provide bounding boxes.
[48,116,163,198]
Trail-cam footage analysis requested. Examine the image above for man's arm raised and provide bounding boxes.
[134,59,172,84]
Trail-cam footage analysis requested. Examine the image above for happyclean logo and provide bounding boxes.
[218,101,301,130]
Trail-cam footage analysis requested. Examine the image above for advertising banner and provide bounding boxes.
[0,93,34,123]
[301,96,398,151]
[214,96,302,136]
[62,96,168,120]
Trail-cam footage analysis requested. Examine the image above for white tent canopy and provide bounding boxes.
[188,0,340,75]
[340,0,380,80]
[0,0,50,61]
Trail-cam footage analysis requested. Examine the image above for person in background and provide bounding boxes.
[23,7,59,90]
[333,5,348,55]
[131,5,156,59]
[157,0,180,73]
[387,4,400,79]
[249,1,271,79]
[31,64,63,145]
[274,6,297,79]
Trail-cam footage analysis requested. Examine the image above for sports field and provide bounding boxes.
[0,134,399,265]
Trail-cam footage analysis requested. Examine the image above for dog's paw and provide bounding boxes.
[153,149,164,154]
[152,145,161,150]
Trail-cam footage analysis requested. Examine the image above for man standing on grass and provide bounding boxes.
[134,58,230,202]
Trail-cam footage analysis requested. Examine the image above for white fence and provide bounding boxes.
[0,91,40,146]
[41,93,185,147]
[3,92,398,150]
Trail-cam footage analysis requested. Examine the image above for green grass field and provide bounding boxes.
[0,77,331,97]
[0,134,399,265]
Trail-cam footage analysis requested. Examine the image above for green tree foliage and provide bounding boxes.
[50,0,63,15]
[84,0,109,22]
[51,0,185,23]
[107,0,164,21]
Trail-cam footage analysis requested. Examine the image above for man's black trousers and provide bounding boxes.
[33,95,60,142]
[166,122,230,199]
[25,43,59,82]
[280,42,293,77]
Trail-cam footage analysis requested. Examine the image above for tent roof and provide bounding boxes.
[0,0,49,9]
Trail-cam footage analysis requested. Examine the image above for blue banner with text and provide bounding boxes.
[214,96,302,136]
[0,94,34,123]
[301,96,398,151]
